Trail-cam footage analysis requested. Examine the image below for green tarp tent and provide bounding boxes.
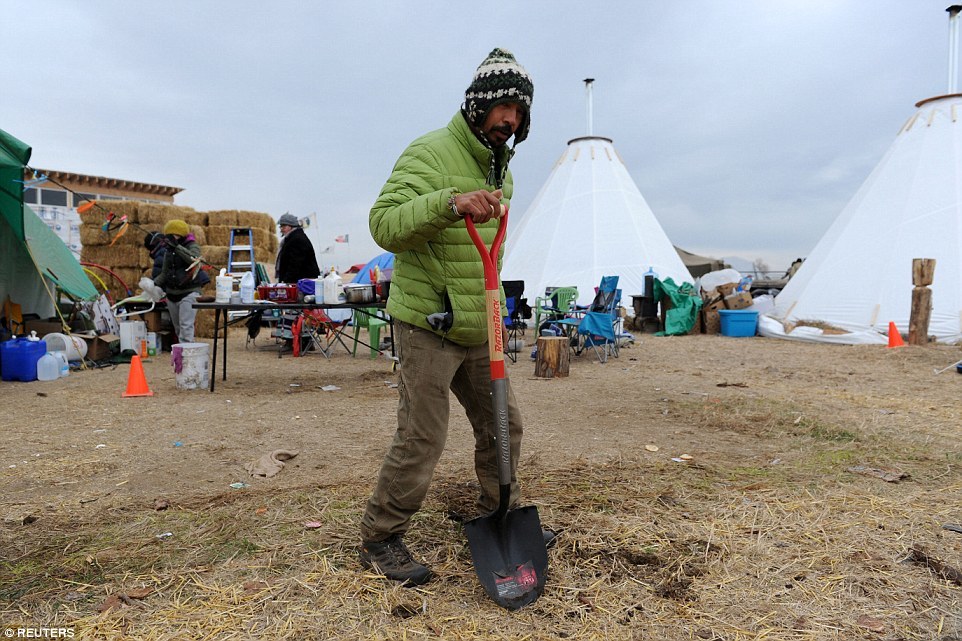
[1,128,98,322]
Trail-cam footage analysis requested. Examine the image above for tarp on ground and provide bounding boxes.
[351,251,394,284]
[653,277,702,336]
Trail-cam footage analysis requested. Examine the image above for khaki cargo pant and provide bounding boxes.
[360,320,523,542]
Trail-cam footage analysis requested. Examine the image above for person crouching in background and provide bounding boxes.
[153,219,209,343]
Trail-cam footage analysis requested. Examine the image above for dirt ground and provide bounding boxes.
[2,327,962,639]
[2,328,959,512]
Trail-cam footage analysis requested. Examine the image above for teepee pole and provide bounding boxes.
[947,5,962,93]
[584,78,595,136]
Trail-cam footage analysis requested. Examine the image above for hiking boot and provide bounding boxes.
[359,534,433,586]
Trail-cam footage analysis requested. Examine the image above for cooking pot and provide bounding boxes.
[343,284,376,304]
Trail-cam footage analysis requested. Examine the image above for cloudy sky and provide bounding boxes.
[2,1,955,272]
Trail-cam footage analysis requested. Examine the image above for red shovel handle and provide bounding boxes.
[465,211,508,381]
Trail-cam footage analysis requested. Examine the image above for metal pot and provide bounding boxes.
[343,284,376,304]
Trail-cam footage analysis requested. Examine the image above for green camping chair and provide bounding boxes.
[351,307,388,358]
[533,286,578,334]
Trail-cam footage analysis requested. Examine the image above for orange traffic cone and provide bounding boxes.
[123,354,154,397]
[887,321,905,348]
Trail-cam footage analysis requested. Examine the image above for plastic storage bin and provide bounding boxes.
[1,337,46,382]
[719,309,758,337]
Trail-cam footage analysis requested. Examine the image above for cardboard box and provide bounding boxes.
[702,309,721,334]
[131,310,163,332]
[724,291,753,310]
[703,297,726,313]
[23,319,65,337]
[690,310,704,334]
[717,282,736,296]
[81,333,120,361]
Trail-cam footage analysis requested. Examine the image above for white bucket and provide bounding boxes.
[171,342,210,390]
[43,333,88,362]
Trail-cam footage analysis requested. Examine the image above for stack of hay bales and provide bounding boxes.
[79,202,278,339]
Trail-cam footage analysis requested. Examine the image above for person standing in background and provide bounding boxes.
[153,219,209,343]
[274,213,320,283]
[143,231,166,280]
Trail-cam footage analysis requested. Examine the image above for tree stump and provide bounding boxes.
[534,336,569,378]
[909,258,935,345]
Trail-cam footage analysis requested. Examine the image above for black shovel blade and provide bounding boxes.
[464,505,548,610]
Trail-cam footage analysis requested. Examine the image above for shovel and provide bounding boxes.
[463,211,548,611]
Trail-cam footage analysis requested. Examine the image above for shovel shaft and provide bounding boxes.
[491,377,511,511]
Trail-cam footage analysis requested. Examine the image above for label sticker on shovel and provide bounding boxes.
[493,561,539,599]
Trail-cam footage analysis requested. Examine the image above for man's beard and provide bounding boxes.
[486,124,514,146]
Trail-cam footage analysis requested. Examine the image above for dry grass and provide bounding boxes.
[2,391,961,640]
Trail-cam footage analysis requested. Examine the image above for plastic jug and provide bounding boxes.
[215,268,233,303]
[323,269,344,304]
[314,278,325,304]
[54,351,70,377]
[240,271,256,304]
[37,352,60,381]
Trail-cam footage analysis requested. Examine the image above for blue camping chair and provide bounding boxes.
[572,276,623,363]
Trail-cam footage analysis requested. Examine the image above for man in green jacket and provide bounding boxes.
[359,48,542,585]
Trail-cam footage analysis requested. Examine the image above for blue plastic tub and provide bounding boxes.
[1,337,46,382]
[718,309,758,337]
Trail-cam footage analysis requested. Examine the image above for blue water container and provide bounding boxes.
[1,337,46,382]
[718,310,759,337]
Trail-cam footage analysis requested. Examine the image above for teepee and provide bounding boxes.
[762,10,962,345]
[503,82,692,305]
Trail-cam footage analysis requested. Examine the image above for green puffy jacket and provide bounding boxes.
[370,112,516,346]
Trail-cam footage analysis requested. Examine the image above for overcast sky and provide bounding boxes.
[2,1,955,272]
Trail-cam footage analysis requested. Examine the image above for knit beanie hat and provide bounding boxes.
[277,213,300,228]
[163,219,189,237]
[464,48,533,146]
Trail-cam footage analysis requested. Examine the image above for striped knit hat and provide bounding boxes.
[464,48,533,146]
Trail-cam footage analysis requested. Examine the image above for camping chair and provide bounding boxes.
[502,280,531,363]
[556,276,620,352]
[3,296,24,335]
[533,286,578,334]
[293,309,351,358]
[576,309,619,363]
[351,307,389,359]
[570,276,623,363]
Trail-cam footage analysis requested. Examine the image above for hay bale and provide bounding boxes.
[188,225,206,246]
[79,225,111,247]
[206,210,276,232]
[138,203,199,226]
[205,225,233,247]
[204,246,229,268]
[193,309,216,338]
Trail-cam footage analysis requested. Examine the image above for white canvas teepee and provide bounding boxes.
[503,135,693,305]
[761,93,962,344]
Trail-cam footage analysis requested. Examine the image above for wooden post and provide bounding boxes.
[534,336,570,378]
[908,258,935,345]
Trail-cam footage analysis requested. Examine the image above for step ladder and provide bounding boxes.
[227,228,256,320]
[228,228,256,276]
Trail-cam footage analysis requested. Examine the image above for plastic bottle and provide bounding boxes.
[323,268,344,304]
[240,271,256,304]
[215,268,233,303]
[37,352,60,381]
